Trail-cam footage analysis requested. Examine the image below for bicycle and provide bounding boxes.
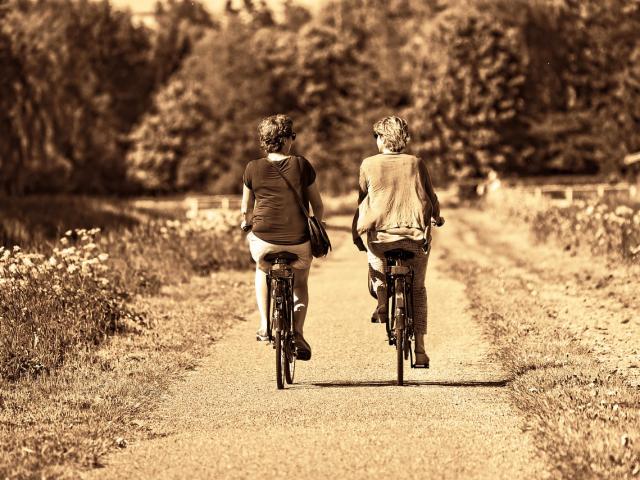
[241,223,298,390]
[378,219,444,386]
[264,251,298,390]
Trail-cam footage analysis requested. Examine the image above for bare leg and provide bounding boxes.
[292,267,310,335]
[255,268,268,333]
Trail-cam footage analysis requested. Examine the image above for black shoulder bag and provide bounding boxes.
[269,158,331,258]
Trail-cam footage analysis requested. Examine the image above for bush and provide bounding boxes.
[0,206,252,381]
[0,231,131,380]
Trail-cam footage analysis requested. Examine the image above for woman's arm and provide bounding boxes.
[422,161,441,220]
[352,166,368,251]
[241,184,255,227]
[306,181,324,222]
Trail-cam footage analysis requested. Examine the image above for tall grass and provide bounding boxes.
[486,189,640,261]
[0,198,252,381]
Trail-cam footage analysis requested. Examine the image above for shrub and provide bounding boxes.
[0,208,252,381]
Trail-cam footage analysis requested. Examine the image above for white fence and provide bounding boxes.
[516,183,638,205]
[184,195,242,218]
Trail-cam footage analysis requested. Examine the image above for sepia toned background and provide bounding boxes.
[1,1,639,479]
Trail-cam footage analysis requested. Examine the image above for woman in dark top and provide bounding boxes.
[241,114,324,360]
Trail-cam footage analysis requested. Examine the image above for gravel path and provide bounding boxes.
[87,221,547,479]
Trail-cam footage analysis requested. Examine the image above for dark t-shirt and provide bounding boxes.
[243,156,316,245]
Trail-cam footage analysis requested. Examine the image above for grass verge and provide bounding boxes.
[0,272,254,479]
[444,256,640,479]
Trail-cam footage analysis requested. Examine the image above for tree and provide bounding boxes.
[126,79,218,192]
[406,1,529,180]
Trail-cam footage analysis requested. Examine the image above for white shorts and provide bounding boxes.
[247,232,313,272]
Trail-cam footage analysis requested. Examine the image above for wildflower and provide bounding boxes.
[98,253,109,262]
[49,257,58,266]
[65,230,73,236]
[614,206,634,217]
[12,246,20,252]
[85,243,97,251]
[67,265,79,274]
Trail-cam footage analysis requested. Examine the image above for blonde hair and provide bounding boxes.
[373,116,410,152]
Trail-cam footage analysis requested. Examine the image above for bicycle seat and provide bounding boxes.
[384,249,415,261]
[264,251,299,263]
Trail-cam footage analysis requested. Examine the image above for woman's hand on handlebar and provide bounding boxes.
[433,216,445,227]
[240,221,252,232]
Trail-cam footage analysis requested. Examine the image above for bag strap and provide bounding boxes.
[267,157,311,219]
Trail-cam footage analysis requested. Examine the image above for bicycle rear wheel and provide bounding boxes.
[285,333,295,384]
[275,330,284,390]
[396,327,404,386]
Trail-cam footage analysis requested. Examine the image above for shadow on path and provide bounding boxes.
[305,378,512,389]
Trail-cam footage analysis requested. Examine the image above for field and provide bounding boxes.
[1,190,639,479]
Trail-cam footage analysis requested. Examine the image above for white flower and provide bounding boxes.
[67,264,79,274]
[98,253,109,262]
[614,206,634,217]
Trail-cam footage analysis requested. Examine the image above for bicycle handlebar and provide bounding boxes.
[432,216,445,227]
[240,223,252,232]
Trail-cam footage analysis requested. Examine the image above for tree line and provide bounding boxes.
[2,0,640,195]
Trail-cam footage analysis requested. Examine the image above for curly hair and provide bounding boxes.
[258,114,295,153]
[373,116,410,152]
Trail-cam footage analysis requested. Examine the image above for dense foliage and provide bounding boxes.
[2,0,640,193]
[0,0,215,194]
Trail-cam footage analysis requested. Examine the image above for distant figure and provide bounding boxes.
[240,114,325,360]
[476,169,501,197]
[352,116,443,367]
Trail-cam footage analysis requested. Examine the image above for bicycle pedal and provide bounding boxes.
[411,363,430,369]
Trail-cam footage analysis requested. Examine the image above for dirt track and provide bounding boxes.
[87,218,548,479]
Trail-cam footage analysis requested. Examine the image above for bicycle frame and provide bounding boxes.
[385,260,414,344]
[266,262,294,337]
[384,254,421,385]
[266,260,296,389]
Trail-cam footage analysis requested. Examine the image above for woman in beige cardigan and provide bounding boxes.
[353,116,443,367]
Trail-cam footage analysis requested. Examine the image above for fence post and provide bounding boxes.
[630,185,637,199]
[565,187,573,203]
[534,187,542,201]
[222,197,230,210]
[596,185,605,198]
[186,197,199,218]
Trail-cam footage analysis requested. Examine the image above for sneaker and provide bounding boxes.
[414,352,430,368]
[370,306,388,323]
[256,329,269,342]
[293,333,312,361]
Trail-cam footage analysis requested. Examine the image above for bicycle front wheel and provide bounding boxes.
[396,327,404,386]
